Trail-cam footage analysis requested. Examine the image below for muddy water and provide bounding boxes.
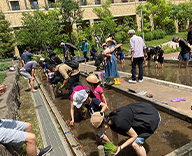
[117,60,192,86]
[39,75,192,156]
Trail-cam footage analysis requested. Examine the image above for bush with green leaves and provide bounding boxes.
[0,58,13,62]
[0,72,7,84]
[0,64,12,71]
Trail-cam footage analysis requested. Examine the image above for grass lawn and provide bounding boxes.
[0,64,12,71]
[0,58,13,62]
[0,72,7,84]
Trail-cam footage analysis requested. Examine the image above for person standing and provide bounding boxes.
[187,25,192,45]
[61,42,68,60]
[91,102,161,156]
[172,37,192,68]
[128,29,146,83]
[20,61,43,92]
[81,38,89,62]
[21,49,26,67]
[156,46,164,69]
[24,47,42,63]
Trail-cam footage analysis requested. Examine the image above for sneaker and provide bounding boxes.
[138,79,143,83]
[129,80,136,83]
[37,145,53,156]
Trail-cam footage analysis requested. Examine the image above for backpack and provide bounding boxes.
[64,60,79,69]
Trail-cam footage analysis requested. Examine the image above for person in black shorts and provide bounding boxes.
[156,46,164,69]
[145,46,156,67]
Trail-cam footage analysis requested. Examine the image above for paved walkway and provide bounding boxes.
[79,63,192,115]
[31,81,72,156]
[164,51,180,59]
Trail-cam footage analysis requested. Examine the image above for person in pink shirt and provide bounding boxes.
[70,84,94,126]
[86,74,107,104]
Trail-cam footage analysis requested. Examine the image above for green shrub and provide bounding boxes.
[0,58,13,62]
[0,72,7,84]
[0,64,12,71]
[145,32,153,41]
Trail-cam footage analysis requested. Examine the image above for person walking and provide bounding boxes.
[24,47,42,63]
[81,38,89,62]
[172,37,192,68]
[128,29,146,83]
[91,102,161,156]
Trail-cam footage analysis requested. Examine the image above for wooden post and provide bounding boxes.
[101,72,104,87]
[49,85,55,100]
[98,145,105,156]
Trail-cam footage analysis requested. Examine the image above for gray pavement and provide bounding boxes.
[31,81,72,156]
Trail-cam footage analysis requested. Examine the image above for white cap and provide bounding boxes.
[61,42,65,45]
[128,29,135,35]
[40,58,45,61]
[73,90,88,109]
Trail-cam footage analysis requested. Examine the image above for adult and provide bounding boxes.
[70,85,91,126]
[24,47,42,64]
[187,25,192,45]
[91,102,161,156]
[48,50,63,65]
[172,37,192,68]
[67,45,76,60]
[156,46,164,69]
[81,38,89,62]
[90,45,98,60]
[104,38,121,85]
[109,32,116,45]
[51,63,80,95]
[145,46,156,67]
[128,29,146,83]
[20,60,42,92]
[61,42,68,60]
[21,49,26,67]
[94,44,105,70]
[0,85,53,156]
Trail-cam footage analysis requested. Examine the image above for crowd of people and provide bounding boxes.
[3,26,192,155]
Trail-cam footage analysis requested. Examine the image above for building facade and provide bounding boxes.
[0,0,188,56]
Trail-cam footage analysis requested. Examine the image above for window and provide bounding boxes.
[121,0,128,2]
[80,0,87,5]
[95,0,101,4]
[48,0,55,8]
[110,0,114,3]
[10,1,20,10]
[30,0,38,9]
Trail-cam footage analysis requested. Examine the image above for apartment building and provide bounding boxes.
[0,0,187,56]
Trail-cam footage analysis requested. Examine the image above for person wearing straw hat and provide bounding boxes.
[91,102,161,156]
[86,74,107,104]
[103,38,121,85]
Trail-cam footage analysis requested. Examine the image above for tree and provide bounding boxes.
[92,0,117,45]
[0,12,15,58]
[15,9,65,51]
[56,0,83,42]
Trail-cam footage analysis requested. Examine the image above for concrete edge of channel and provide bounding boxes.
[34,75,87,156]
[81,62,192,92]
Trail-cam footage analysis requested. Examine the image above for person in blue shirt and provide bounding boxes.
[81,39,89,62]
[24,47,42,63]
[21,50,26,67]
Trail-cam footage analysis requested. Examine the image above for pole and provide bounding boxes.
[140,1,144,41]
[98,145,105,156]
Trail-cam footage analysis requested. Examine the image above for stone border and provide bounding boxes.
[35,75,86,156]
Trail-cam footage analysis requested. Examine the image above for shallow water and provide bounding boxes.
[117,60,192,86]
[39,75,192,156]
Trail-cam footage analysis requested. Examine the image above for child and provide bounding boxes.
[102,45,112,64]
[73,89,108,143]
[86,74,107,104]
[156,46,164,69]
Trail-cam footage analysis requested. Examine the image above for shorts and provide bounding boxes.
[94,128,104,139]
[0,119,28,147]
[154,56,158,62]
[158,57,164,63]
[20,71,32,79]
[120,53,124,60]
[43,69,48,73]
[178,52,190,61]
[135,113,161,144]
[146,53,152,61]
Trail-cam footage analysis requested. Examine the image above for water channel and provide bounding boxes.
[116,59,192,86]
[38,74,192,156]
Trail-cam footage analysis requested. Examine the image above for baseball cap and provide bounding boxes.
[61,42,65,45]
[128,29,135,34]
[73,90,88,109]
[91,112,104,128]
[109,32,116,37]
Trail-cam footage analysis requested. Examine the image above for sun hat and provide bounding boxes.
[82,38,87,41]
[73,90,88,109]
[91,112,104,128]
[106,38,113,43]
[40,58,45,61]
[86,74,100,84]
[60,42,65,45]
